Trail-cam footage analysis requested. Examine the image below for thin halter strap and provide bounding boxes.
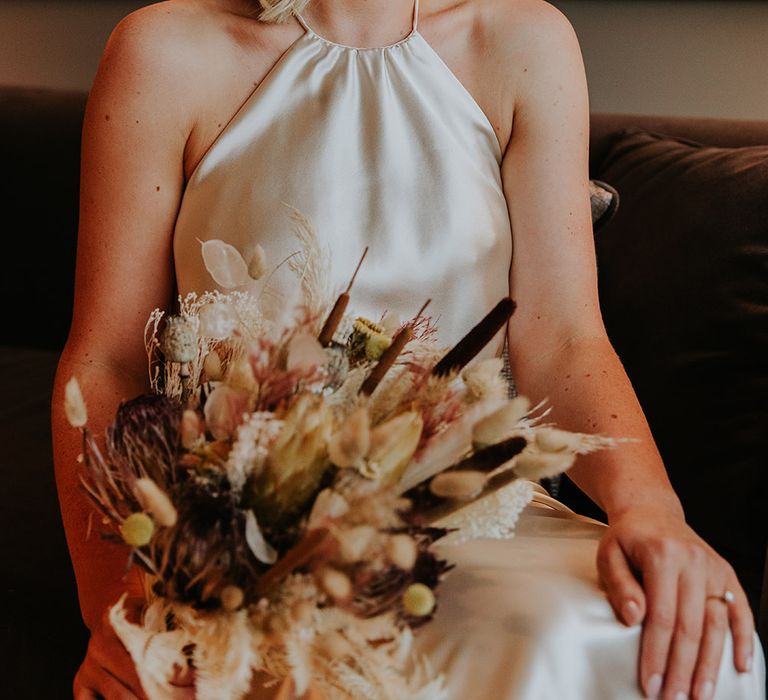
[296,0,420,37]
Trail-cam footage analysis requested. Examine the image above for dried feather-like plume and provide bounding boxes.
[283,203,334,324]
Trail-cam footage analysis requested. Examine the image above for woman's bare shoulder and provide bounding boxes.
[483,0,581,60]
[100,0,225,87]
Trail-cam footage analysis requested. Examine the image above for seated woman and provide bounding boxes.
[52,0,765,698]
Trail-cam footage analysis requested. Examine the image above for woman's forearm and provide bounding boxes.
[507,333,684,522]
[51,346,152,631]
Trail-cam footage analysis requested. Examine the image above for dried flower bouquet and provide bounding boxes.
[64,209,621,700]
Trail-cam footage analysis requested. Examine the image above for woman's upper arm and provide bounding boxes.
[499,1,605,357]
[66,4,199,381]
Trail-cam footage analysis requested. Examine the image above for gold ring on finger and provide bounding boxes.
[706,589,735,605]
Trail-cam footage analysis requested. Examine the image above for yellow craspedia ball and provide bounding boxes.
[120,512,155,547]
[402,583,435,617]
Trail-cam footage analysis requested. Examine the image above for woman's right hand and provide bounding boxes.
[73,598,196,700]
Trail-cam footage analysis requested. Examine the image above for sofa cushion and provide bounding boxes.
[587,129,767,613]
[0,346,89,696]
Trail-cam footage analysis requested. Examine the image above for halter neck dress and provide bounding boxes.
[171,2,766,697]
[172,0,511,358]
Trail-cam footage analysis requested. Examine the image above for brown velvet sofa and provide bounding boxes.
[0,85,765,698]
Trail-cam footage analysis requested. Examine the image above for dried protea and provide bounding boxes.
[106,394,183,488]
[246,393,333,525]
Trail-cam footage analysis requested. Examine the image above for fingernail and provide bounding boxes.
[674,692,688,700]
[622,599,640,625]
[645,674,663,699]
[697,680,714,700]
[743,654,753,673]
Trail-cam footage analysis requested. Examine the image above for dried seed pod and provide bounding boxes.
[402,583,435,617]
[120,512,154,547]
[429,470,487,500]
[202,350,224,382]
[160,315,198,364]
[535,427,581,453]
[135,478,177,527]
[220,585,244,611]
[64,376,87,428]
[512,450,576,480]
[385,534,418,570]
[247,244,267,280]
[432,298,516,377]
[336,525,377,563]
[472,397,530,448]
[318,567,352,601]
[201,239,251,288]
[318,293,350,347]
[359,326,412,396]
[226,356,256,392]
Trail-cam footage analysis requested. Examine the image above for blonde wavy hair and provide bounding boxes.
[255,0,312,23]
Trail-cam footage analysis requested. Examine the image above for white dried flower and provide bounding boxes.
[429,470,487,500]
[462,357,507,402]
[135,477,177,527]
[199,303,238,339]
[64,376,87,427]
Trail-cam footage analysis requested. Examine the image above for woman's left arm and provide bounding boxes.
[497,4,755,699]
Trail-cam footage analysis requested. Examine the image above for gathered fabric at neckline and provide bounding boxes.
[294,0,420,52]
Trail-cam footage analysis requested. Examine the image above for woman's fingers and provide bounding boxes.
[638,552,680,699]
[691,598,729,700]
[725,577,755,673]
[597,536,646,626]
[661,550,707,699]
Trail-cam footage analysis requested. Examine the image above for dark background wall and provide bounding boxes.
[1,0,767,119]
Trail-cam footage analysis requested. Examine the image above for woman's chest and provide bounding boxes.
[182,9,514,183]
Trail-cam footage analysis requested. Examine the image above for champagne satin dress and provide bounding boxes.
[172,1,766,696]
